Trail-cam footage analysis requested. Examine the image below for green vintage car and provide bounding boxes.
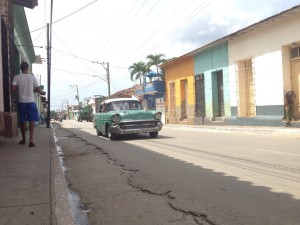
[93,98,163,140]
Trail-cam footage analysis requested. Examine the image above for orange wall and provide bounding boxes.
[164,56,195,107]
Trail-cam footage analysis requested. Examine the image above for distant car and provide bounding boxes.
[93,98,163,140]
[78,106,93,122]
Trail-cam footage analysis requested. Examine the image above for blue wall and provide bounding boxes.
[144,80,165,93]
[137,80,165,110]
[194,42,230,117]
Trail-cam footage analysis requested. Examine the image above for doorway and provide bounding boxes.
[180,79,188,120]
[195,73,206,117]
[291,59,300,118]
[212,70,224,117]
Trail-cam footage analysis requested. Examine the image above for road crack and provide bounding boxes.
[55,124,218,225]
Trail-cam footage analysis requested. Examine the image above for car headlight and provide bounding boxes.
[154,112,162,120]
[112,114,120,122]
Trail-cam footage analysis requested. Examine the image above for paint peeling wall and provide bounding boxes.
[164,56,195,124]
[194,42,230,118]
[228,12,300,109]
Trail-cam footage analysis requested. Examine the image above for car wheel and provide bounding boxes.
[149,131,158,138]
[107,125,117,140]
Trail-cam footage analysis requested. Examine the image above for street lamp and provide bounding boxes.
[92,75,107,83]
[92,61,111,99]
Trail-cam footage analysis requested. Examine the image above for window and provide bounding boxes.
[169,82,176,117]
[236,58,256,117]
[195,73,206,117]
[291,47,300,59]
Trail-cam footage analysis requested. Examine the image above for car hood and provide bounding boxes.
[118,110,157,121]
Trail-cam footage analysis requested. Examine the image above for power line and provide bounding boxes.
[53,0,98,25]
[118,0,214,64]
[34,61,106,78]
[15,0,99,39]
[52,47,94,63]
[51,46,128,70]
[99,0,148,60]
[105,0,161,60]
[148,0,215,52]
[52,29,100,76]
[115,0,194,65]
[93,0,139,59]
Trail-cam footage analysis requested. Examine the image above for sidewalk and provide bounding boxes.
[0,125,74,225]
[0,124,299,225]
[165,124,300,135]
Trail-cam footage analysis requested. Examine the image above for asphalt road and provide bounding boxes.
[53,120,300,225]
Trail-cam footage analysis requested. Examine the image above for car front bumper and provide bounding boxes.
[110,121,163,135]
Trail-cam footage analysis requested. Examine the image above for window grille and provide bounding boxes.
[169,82,176,117]
[236,58,256,117]
[195,73,206,117]
[291,47,300,59]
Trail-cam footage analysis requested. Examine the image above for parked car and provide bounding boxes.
[93,98,163,140]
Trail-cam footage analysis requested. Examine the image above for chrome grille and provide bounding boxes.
[120,121,158,129]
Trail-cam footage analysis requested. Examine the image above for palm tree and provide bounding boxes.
[146,54,166,80]
[128,61,147,84]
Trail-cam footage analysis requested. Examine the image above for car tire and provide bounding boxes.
[149,131,158,138]
[107,125,117,140]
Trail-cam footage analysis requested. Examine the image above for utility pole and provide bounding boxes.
[46,23,51,128]
[46,0,53,128]
[70,85,81,121]
[107,62,111,99]
[92,61,111,99]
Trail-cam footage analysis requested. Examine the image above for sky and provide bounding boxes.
[24,0,300,111]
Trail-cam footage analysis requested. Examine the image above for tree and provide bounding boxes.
[129,61,147,84]
[146,54,166,80]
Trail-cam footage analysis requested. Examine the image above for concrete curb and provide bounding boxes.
[51,126,76,225]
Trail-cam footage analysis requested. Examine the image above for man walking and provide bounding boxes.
[11,62,45,147]
[284,89,296,127]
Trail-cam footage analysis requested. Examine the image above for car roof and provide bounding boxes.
[102,98,141,104]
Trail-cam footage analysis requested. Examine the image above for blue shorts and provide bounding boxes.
[18,102,39,123]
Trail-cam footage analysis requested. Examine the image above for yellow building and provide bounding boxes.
[162,55,195,125]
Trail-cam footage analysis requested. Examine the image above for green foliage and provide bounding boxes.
[128,61,147,84]
[129,53,170,82]
[146,54,166,80]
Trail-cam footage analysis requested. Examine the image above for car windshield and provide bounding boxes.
[110,100,143,111]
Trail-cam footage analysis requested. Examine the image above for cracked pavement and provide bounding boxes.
[54,124,210,225]
[53,121,300,225]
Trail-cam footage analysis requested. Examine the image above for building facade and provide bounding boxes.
[161,5,300,127]
[162,55,195,125]
[0,0,40,137]
[193,42,230,124]
[227,6,300,126]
